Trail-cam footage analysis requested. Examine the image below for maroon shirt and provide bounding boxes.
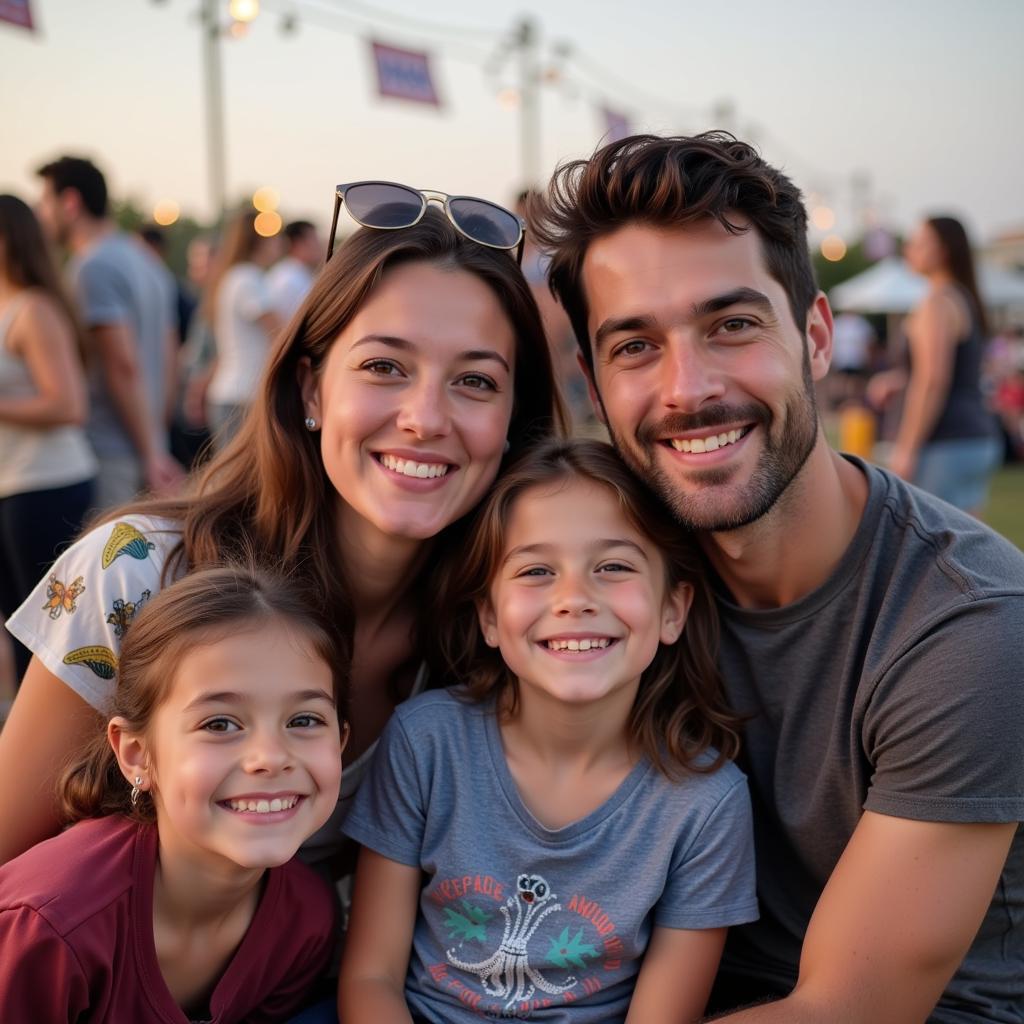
[0,815,336,1022]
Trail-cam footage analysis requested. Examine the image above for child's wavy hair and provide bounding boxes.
[436,438,742,776]
[59,561,349,825]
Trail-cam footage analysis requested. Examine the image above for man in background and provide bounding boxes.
[36,156,181,507]
[266,219,322,322]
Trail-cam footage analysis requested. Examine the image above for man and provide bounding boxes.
[531,133,1023,1022]
[36,156,182,507]
[266,219,322,322]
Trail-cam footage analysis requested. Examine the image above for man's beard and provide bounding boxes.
[606,363,819,532]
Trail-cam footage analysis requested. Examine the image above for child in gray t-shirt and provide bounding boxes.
[341,440,758,1024]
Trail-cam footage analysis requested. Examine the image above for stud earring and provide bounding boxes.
[304,416,318,431]
[130,775,143,807]
[503,439,510,454]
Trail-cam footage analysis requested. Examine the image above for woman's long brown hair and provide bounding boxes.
[0,193,87,356]
[435,438,742,777]
[103,209,566,686]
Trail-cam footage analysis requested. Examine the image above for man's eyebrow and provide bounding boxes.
[594,315,659,351]
[352,335,509,372]
[692,287,776,318]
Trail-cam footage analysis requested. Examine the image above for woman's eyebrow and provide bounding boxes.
[351,335,509,372]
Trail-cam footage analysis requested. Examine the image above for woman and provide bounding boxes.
[0,194,97,683]
[205,210,284,447]
[874,216,1000,512]
[1,197,565,866]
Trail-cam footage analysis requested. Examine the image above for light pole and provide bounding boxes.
[199,0,228,222]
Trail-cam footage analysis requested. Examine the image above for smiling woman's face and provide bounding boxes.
[300,260,517,543]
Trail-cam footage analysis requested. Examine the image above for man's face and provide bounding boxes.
[582,219,828,532]
[36,179,72,247]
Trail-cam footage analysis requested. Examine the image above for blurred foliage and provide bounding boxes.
[112,197,207,278]
[812,237,876,295]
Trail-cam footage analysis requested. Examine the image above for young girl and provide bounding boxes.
[340,439,757,1024]
[0,563,348,1023]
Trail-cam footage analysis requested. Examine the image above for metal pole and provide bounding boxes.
[516,16,540,188]
[200,0,228,222]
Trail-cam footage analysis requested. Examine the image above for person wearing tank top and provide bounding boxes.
[888,216,1000,512]
[0,195,97,685]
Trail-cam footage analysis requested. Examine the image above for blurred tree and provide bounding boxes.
[812,237,874,294]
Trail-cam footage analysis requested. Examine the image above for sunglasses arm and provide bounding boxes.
[326,193,342,262]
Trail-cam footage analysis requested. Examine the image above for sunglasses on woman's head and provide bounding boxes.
[326,181,525,264]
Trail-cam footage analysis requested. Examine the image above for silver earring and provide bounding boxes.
[503,439,510,454]
[130,775,143,807]
[304,416,318,431]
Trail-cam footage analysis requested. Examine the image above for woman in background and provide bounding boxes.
[205,210,283,448]
[0,194,97,683]
[873,216,1000,513]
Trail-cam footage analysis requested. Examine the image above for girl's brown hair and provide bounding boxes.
[59,562,348,825]
[103,209,566,682]
[435,438,742,776]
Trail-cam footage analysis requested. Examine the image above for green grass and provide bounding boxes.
[987,465,1024,550]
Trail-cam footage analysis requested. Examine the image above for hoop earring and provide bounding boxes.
[304,416,318,431]
[130,776,143,807]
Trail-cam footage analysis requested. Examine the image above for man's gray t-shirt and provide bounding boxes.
[715,457,1024,1022]
[344,690,758,1023]
[69,233,173,459]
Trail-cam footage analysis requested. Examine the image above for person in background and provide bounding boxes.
[0,194,97,683]
[35,156,182,508]
[267,220,323,323]
[205,210,284,448]
[869,216,1001,513]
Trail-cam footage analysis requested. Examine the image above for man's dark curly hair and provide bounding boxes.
[528,132,818,372]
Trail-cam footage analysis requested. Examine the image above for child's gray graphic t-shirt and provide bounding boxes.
[343,689,757,1023]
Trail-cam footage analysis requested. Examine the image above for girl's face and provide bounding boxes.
[300,261,516,544]
[130,621,344,873]
[479,479,691,712]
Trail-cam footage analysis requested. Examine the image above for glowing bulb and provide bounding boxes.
[811,205,835,231]
[498,88,520,110]
[252,186,279,213]
[254,210,282,237]
[152,200,179,226]
[821,235,847,262]
[228,19,249,39]
[229,0,259,22]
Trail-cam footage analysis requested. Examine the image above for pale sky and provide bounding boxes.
[2,0,1022,248]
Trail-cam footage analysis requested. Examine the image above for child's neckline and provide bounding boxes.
[481,697,652,843]
[127,818,283,1022]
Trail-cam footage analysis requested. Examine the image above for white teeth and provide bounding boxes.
[670,428,744,454]
[379,453,450,478]
[544,637,612,652]
[226,795,299,814]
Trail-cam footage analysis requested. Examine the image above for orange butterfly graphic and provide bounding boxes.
[43,575,86,620]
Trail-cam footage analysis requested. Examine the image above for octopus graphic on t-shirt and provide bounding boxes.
[446,873,586,1011]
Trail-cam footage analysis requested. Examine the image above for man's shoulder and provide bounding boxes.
[866,461,1024,602]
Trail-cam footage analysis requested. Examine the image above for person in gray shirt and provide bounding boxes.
[36,156,182,508]
[530,133,1023,1023]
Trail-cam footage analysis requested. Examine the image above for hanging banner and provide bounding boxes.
[0,0,33,30]
[601,106,632,143]
[371,40,441,107]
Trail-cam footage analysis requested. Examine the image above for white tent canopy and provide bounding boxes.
[829,258,1024,314]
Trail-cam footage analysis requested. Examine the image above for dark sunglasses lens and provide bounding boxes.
[344,183,423,229]
[448,198,522,248]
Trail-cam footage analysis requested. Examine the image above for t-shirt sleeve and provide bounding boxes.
[655,774,759,930]
[75,255,131,327]
[863,596,1024,823]
[0,906,91,1020]
[5,517,172,711]
[341,711,427,868]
